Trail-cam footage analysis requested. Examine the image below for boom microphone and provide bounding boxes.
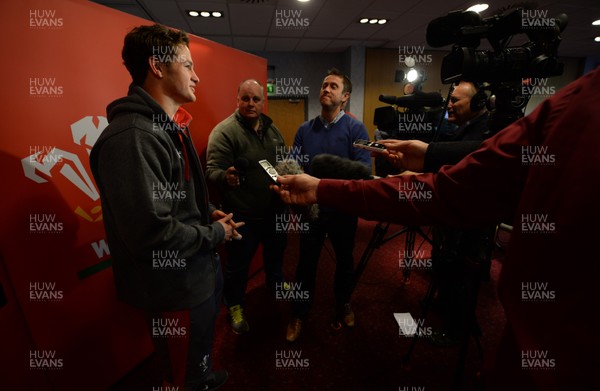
[311,154,372,180]
[378,91,444,109]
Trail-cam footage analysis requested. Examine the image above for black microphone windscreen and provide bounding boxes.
[398,91,444,108]
[311,154,371,180]
[379,92,443,109]
[233,157,249,173]
[379,95,398,105]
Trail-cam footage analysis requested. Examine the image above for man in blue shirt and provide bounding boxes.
[287,68,371,342]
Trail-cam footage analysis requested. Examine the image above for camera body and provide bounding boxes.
[428,8,567,84]
[427,7,567,133]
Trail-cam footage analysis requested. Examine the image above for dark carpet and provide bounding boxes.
[113,220,508,391]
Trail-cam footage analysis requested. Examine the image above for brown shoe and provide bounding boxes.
[342,303,355,327]
[333,303,354,328]
[286,318,303,342]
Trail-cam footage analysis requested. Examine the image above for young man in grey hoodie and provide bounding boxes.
[90,24,241,391]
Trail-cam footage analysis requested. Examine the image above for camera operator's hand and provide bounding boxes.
[271,174,320,206]
[377,139,428,172]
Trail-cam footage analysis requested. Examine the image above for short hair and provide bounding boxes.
[326,68,352,94]
[122,24,190,86]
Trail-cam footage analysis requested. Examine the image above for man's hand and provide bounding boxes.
[211,210,244,241]
[377,139,428,172]
[271,174,320,205]
[225,166,241,188]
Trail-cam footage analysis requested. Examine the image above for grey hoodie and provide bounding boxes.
[90,85,225,311]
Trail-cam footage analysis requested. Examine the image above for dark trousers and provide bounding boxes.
[292,211,358,319]
[146,264,223,389]
[224,213,287,308]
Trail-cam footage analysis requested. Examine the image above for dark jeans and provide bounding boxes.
[146,260,223,389]
[292,211,358,319]
[224,213,287,308]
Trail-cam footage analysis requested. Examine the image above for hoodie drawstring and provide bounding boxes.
[178,131,191,182]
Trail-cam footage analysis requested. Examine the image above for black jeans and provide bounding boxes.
[223,213,287,308]
[146,260,223,389]
[292,211,358,319]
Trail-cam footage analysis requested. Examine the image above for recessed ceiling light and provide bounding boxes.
[212,11,222,18]
[200,11,210,17]
[359,18,386,25]
[593,19,600,26]
[466,4,489,13]
[188,11,199,17]
[595,36,600,42]
[297,0,311,2]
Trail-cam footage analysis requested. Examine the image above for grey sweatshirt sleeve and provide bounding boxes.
[93,129,224,260]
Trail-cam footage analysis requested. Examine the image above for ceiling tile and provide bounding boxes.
[91,0,600,56]
[265,37,301,51]
[232,36,267,51]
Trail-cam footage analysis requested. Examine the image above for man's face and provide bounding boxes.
[161,45,199,104]
[447,82,477,126]
[237,81,264,122]
[320,75,349,110]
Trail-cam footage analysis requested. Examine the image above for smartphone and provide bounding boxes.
[258,159,279,183]
[353,139,386,153]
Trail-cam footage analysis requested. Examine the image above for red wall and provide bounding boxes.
[0,0,267,389]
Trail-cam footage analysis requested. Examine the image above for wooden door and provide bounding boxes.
[266,98,307,146]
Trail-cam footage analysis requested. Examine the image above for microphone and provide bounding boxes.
[378,91,444,109]
[274,158,319,220]
[311,154,372,180]
[274,158,304,176]
[233,157,249,184]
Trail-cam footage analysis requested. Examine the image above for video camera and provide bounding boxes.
[373,91,447,177]
[426,7,568,132]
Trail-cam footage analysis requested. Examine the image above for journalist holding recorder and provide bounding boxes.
[272,67,600,391]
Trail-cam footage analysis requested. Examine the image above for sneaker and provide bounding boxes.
[286,318,303,342]
[197,371,229,391]
[228,305,249,334]
[332,303,355,329]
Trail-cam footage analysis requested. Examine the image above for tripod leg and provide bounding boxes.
[351,222,390,294]
[402,275,438,367]
[402,228,417,284]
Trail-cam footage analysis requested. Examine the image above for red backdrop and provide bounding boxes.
[0,0,267,389]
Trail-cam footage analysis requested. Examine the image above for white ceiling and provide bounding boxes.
[91,0,600,58]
